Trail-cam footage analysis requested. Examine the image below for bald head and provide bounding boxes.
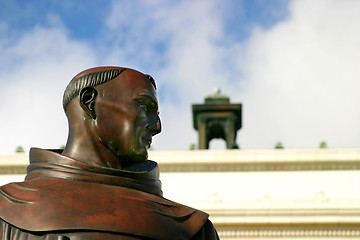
[63,66,156,111]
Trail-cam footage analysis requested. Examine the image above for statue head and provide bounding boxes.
[62,66,161,169]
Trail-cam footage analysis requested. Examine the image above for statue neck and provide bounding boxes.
[63,104,124,169]
[62,123,123,169]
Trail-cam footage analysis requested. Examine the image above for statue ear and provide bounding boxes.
[80,87,98,119]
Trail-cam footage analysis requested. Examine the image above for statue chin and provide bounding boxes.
[118,151,149,169]
[123,160,156,172]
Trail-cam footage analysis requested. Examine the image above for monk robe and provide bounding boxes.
[0,148,219,240]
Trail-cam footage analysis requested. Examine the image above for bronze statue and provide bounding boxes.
[0,67,219,239]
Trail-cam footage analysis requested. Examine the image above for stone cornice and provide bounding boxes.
[1,149,360,174]
[151,149,360,172]
[216,223,360,238]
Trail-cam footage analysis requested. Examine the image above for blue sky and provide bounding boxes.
[1,0,360,153]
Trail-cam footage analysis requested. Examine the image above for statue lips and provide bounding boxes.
[142,137,152,149]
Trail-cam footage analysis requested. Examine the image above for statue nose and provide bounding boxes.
[153,118,161,136]
[149,116,161,136]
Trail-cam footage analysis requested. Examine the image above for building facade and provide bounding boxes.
[1,149,360,239]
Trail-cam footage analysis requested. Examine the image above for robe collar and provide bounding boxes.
[0,148,209,239]
[26,148,163,196]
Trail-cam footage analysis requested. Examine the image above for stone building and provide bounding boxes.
[1,148,360,239]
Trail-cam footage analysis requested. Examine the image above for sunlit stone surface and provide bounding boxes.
[2,149,360,239]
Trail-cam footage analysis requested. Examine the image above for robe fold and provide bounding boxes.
[0,148,219,240]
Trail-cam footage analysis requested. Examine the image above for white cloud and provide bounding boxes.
[237,0,360,149]
[103,0,360,151]
[120,0,360,150]
[1,0,360,154]
[0,23,97,153]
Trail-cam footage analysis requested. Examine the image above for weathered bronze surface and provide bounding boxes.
[192,89,242,149]
[0,67,219,239]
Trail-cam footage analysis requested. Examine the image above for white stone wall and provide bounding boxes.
[2,149,360,239]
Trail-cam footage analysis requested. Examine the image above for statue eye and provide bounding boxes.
[139,103,148,112]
